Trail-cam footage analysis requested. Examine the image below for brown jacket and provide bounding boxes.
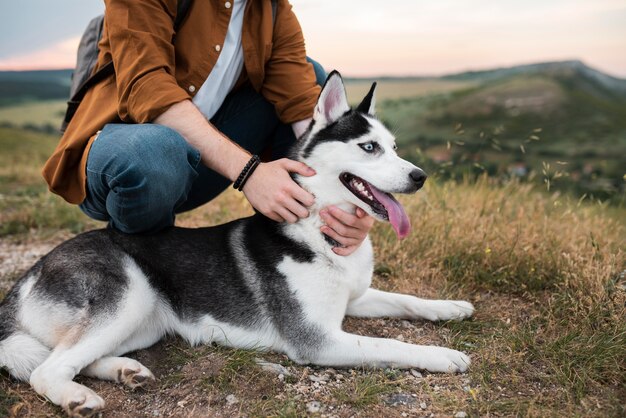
[43,0,321,204]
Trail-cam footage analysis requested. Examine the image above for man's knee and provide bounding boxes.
[85,124,202,233]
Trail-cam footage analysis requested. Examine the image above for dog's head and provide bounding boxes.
[293,71,427,239]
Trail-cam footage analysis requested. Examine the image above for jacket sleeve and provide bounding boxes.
[104,0,190,123]
[261,0,321,124]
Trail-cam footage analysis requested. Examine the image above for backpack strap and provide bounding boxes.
[61,0,194,132]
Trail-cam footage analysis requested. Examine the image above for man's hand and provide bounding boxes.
[242,158,316,223]
[320,206,375,256]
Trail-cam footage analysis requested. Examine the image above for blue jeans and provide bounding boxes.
[80,60,326,233]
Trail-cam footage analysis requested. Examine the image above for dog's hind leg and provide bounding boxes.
[81,356,155,389]
[346,288,474,321]
[29,259,159,416]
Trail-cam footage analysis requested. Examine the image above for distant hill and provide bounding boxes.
[0,69,72,106]
[442,60,626,98]
[377,60,626,201]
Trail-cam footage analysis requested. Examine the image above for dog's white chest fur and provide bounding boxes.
[280,215,374,328]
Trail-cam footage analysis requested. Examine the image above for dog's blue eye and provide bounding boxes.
[359,142,377,153]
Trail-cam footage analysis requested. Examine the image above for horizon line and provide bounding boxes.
[1,59,625,81]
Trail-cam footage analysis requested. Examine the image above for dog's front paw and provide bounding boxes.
[418,347,471,373]
[62,385,105,417]
[422,300,474,321]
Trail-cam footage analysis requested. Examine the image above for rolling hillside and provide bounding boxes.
[0,69,72,106]
[378,61,626,201]
[0,61,624,201]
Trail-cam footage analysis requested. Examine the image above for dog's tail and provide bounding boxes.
[0,279,50,381]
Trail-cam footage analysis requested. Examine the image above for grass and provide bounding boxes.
[0,126,100,236]
[0,109,624,415]
[332,375,397,408]
[373,176,626,416]
[0,99,66,130]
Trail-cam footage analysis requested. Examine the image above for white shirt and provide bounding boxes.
[193,0,247,120]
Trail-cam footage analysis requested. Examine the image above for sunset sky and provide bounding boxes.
[1,0,625,77]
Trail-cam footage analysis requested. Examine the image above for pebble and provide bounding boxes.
[410,369,423,378]
[455,412,467,418]
[385,393,417,406]
[225,394,239,405]
[420,402,427,410]
[254,359,293,377]
[306,401,322,414]
[308,374,329,382]
[400,320,415,329]
[395,334,405,341]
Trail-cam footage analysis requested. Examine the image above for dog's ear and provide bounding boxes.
[314,70,350,125]
[356,82,377,115]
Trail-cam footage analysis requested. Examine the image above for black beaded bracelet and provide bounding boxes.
[237,158,261,191]
[233,155,260,191]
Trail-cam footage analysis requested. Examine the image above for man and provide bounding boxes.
[43,0,373,255]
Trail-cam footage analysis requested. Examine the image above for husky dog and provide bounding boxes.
[0,71,473,417]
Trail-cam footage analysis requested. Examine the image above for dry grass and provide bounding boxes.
[1,177,624,417]
[345,79,475,105]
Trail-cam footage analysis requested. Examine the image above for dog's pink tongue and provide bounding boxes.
[369,186,411,239]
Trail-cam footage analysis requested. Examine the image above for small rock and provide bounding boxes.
[455,412,467,418]
[385,393,417,407]
[278,373,285,381]
[308,374,328,382]
[400,320,415,329]
[255,359,293,377]
[410,369,423,378]
[306,401,322,414]
[420,402,427,410]
[402,413,408,417]
[395,334,405,341]
[225,394,239,405]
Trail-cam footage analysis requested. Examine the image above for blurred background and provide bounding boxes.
[0,0,625,237]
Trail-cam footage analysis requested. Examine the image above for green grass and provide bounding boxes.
[0,99,66,130]
[0,126,99,236]
[332,375,397,408]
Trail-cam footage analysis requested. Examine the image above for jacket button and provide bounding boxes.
[188,85,196,93]
[225,1,231,8]
[215,44,221,52]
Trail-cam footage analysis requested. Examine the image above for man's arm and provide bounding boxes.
[154,100,315,223]
[104,0,315,222]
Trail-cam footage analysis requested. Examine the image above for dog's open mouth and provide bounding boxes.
[340,173,411,239]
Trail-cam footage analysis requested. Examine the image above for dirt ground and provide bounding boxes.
[1,234,477,418]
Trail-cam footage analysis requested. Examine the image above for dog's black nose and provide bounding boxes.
[410,169,427,188]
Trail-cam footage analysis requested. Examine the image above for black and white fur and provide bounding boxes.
[0,71,473,417]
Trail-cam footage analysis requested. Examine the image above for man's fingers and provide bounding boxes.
[320,210,360,238]
[332,246,358,256]
[281,159,316,177]
[320,226,360,247]
[277,207,298,224]
[290,184,315,207]
[326,206,361,227]
[284,197,309,219]
[267,211,284,223]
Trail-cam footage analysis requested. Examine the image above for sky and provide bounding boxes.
[1,0,625,77]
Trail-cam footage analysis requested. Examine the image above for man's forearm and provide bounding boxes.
[154,100,249,181]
